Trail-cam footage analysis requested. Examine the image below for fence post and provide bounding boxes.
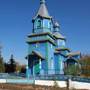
[66,78,72,90]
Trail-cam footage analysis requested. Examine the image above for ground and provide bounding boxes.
[0,84,88,90]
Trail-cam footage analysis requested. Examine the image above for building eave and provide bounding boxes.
[32,15,52,21]
[55,47,71,52]
[54,51,67,57]
[27,32,56,40]
[26,39,56,46]
[53,32,66,40]
[66,51,81,57]
[26,50,45,60]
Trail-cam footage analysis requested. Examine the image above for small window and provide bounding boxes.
[37,20,41,28]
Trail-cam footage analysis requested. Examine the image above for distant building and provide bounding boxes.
[26,0,80,76]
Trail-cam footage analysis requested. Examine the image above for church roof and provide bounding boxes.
[55,47,70,52]
[32,51,45,59]
[54,51,67,57]
[66,51,81,57]
[53,32,66,40]
[27,51,45,60]
[27,32,56,46]
[28,32,55,39]
[33,0,52,20]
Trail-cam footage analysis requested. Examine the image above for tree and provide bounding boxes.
[0,44,5,72]
[20,65,26,73]
[9,55,16,73]
[5,54,16,73]
[16,63,22,73]
[79,55,90,77]
[0,56,5,73]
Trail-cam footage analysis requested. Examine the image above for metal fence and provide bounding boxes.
[0,73,26,79]
[0,73,90,83]
[35,75,90,83]
[72,76,90,83]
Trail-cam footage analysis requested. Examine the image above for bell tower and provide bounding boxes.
[32,0,53,33]
[27,0,55,76]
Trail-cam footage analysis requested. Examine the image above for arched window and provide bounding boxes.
[37,20,41,28]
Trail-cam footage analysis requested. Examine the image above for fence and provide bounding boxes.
[34,74,90,83]
[0,73,90,83]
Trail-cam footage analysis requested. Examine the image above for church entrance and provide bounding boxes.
[33,58,40,75]
[28,51,44,75]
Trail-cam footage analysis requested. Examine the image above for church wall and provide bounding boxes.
[33,18,53,33]
[28,41,55,75]
[28,43,46,75]
[33,18,43,33]
[42,19,53,32]
[45,42,55,74]
[28,43,46,56]
[56,39,66,47]
[54,54,60,74]
[54,54,65,74]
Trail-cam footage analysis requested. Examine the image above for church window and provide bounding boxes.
[37,20,41,28]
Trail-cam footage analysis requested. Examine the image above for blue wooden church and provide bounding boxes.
[26,0,80,76]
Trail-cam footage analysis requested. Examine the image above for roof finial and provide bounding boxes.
[40,0,45,4]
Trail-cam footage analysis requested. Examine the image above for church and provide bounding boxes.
[26,0,81,76]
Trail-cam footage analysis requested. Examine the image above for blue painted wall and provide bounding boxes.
[54,54,65,74]
[28,41,55,75]
[26,0,80,77]
[56,39,66,48]
[33,17,53,33]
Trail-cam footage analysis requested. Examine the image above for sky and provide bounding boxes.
[0,0,90,64]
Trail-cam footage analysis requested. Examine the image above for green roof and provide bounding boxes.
[28,50,45,60]
[66,51,81,56]
[55,47,70,52]
[27,32,55,40]
[53,32,66,40]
